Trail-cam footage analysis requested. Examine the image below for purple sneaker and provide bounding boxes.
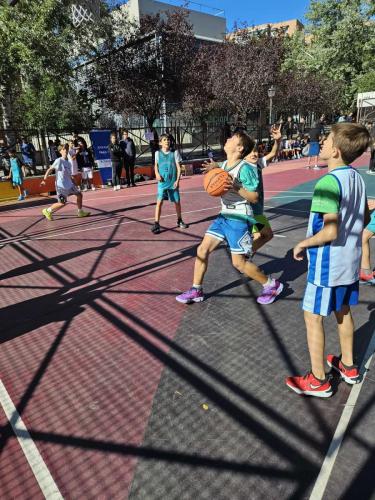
[176,287,204,304]
[257,280,283,305]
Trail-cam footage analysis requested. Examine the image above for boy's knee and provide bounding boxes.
[231,255,245,272]
[304,310,323,324]
[197,243,210,260]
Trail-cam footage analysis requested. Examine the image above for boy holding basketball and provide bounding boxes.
[245,124,282,255]
[151,134,188,234]
[286,123,370,397]
[176,131,283,305]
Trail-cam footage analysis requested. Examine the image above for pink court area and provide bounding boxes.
[0,154,370,498]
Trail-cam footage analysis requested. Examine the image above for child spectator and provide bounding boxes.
[77,141,95,191]
[286,123,371,397]
[7,149,27,201]
[120,130,136,187]
[67,140,80,183]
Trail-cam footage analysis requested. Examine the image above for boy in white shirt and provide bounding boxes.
[41,145,90,220]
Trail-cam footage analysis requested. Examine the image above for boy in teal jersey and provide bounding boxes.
[360,199,375,284]
[7,149,27,201]
[151,134,188,234]
[286,123,371,398]
[245,124,282,255]
[176,131,283,305]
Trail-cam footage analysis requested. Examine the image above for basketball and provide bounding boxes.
[203,168,230,197]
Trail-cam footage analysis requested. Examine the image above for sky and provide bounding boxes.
[166,0,312,31]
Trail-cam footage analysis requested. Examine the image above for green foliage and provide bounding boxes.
[283,0,375,109]
[0,0,112,129]
[354,71,375,93]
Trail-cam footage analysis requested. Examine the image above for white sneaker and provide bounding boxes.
[91,186,96,191]
[117,185,122,190]
[82,187,88,192]
[313,165,321,170]
[113,186,117,191]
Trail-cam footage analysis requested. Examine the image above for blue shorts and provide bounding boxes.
[302,281,359,316]
[157,185,180,203]
[366,210,375,234]
[206,215,253,255]
[308,141,320,156]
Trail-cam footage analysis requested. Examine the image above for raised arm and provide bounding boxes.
[264,124,282,163]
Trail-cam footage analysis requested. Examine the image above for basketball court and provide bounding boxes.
[0,155,374,499]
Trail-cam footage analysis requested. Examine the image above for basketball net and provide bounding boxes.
[71,1,96,27]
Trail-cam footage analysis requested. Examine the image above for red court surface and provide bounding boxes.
[0,156,374,499]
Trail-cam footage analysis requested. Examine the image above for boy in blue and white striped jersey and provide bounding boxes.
[286,123,371,398]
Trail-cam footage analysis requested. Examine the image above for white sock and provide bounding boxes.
[264,277,275,287]
[47,208,52,213]
[193,284,202,290]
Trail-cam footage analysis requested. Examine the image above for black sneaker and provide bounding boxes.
[151,222,161,234]
[177,219,188,229]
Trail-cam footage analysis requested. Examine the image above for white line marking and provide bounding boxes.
[5,206,219,244]
[273,234,287,238]
[309,328,375,500]
[0,379,63,499]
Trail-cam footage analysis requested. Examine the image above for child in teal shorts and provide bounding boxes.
[7,149,27,201]
[360,199,375,284]
[151,134,188,234]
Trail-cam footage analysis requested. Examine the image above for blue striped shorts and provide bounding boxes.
[302,281,359,316]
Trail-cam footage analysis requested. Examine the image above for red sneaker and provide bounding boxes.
[359,270,375,285]
[286,372,332,398]
[327,355,360,385]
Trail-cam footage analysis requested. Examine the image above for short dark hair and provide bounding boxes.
[122,129,129,134]
[159,133,170,142]
[233,131,255,158]
[331,123,370,165]
[9,148,16,155]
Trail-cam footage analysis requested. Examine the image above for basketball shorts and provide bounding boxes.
[82,167,93,180]
[302,281,359,316]
[157,185,180,203]
[56,185,80,204]
[366,210,375,234]
[206,215,253,255]
[252,214,271,234]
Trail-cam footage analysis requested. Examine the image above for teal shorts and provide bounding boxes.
[157,185,180,203]
[367,210,375,234]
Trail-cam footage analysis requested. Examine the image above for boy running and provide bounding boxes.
[360,199,375,285]
[151,134,188,234]
[245,124,282,255]
[41,145,90,220]
[286,123,371,397]
[176,131,283,305]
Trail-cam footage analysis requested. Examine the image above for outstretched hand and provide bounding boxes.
[293,243,305,261]
[202,159,219,173]
[270,123,282,141]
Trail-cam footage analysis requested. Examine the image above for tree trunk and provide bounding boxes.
[1,95,16,147]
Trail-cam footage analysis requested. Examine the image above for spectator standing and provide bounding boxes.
[109,132,124,191]
[47,140,58,164]
[165,128,176,151]
[284,116,296,140]
[306,115,326,170]
[73,131,88,149]
[77,141,95,191]
[120,130,136,187]
[67,140,80,183]
[367,122,375,174]
[20,137,37,175]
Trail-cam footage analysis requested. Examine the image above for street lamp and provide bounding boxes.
[268,85,276,125]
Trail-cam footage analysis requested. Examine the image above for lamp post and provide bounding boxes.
[268,85,276,125]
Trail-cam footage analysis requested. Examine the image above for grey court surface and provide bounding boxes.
[129,189,375,499]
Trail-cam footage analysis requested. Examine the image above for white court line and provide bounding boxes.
[5,206,219,244]
[0,379,63,499]
[309,329,375,500]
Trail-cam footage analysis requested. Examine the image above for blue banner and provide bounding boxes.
[89,129,112,184]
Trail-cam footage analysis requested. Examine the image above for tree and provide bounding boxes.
[0,0,113,132]
[283,0,375,109]
[86,9,196,129]
[209,30,284,123]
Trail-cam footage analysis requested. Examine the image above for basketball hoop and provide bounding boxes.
[71,0,100,27]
